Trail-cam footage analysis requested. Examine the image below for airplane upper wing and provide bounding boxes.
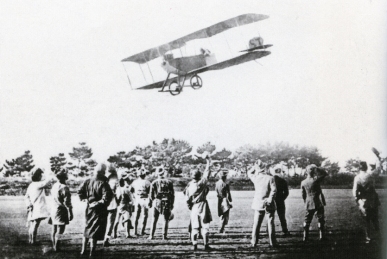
[122,14,269,64]
[135,50,271,90]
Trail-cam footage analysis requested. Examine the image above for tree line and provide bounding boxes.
[1,139,385,178]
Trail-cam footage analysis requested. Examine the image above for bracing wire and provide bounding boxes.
[122,63,133,89]
[138,64,148,84]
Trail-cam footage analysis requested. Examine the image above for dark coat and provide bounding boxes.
[78,175,113,240]
[301,169,327,210]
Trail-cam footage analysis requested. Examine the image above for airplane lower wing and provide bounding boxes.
[136,50,271,90]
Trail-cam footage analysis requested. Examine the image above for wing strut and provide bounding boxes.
[138,64,148,84]
[143,52,155,83]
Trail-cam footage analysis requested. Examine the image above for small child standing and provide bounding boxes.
[113,175,134,238]
[49,169,73,251]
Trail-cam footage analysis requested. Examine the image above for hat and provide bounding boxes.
[273,164,282,172]
[138,168,146,176]
[220,168,229,176]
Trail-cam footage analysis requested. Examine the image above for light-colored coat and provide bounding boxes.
[248,168,276,211]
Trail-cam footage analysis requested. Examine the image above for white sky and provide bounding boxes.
[0,0,386,170]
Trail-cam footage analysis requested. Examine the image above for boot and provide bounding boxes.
[318,223,327,241]
[303,224,309,243]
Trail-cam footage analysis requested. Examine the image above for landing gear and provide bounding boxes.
[190,74,202,89]
[169,80,182,96]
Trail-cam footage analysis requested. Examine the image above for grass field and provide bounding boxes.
[0,189,386,259]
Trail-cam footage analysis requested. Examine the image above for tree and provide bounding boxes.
[3,151,35,177]
[321,159,340,176]
[197,142,216,155]
[213,148,232,167]
[69,142,93,167]
[49,153,67,174]
[344,158,360,173]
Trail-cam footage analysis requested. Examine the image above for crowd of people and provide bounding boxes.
[24,152,383,257]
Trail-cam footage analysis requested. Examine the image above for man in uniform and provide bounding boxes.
[215,168,232,234]
[148,166,175,240]
[248,160,278,248]
[131,168,151,236]
[185,156,213,251]
[353,160,381,243]
[273,164,291,237]
[301,164,328,242]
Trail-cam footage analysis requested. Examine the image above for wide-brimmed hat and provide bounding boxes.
[220,168,229,176]
[273,164,282,173]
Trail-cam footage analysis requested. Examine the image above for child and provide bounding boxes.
[49,169,73,251]
[113,175,134,238]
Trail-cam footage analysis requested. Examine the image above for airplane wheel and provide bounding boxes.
[190,75,202,89]
[169,81,182,96]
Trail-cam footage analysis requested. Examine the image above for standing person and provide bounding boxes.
[25,168,55,245]
[103,165,119,247]
[185,156,213,251]
[353,160,382,243]
[131,168,151,236]
[272,164,291,237]
[148,166,175,240]
[113,173,134,238]
[49,169,73,251]
[78,163,113,257]
[215,169,232,234]
[248,160,278,248]
[301,164,328,242]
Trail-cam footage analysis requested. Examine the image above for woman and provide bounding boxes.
[78,163,113,257]
[49,169,73,251]
[103,165,119,246]
[25,168,55,244]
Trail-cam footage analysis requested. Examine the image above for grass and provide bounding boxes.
[0,189,386,258]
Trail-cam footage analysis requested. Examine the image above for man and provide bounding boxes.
[353,160,381,243]
[185,156,213,251]
[301,164,328,242]
[148,166,175,240]
[131,168,151,236]
[272,164,291,237]
[215,168,232,234]
[78,163,113,257]
[248,160,278,248]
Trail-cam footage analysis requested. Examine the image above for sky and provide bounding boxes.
[0,0,386,170]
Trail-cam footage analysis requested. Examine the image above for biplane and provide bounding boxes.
[122,13,272,96]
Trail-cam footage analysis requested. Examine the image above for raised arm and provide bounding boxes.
[315,167,328,182]
[203,158,211,179]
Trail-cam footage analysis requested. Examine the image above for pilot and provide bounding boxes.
[200,48,211,57]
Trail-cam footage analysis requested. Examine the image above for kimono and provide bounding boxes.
[25,179,52,222]
[78,175,113,240]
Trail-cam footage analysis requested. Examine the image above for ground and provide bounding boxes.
[0,189,386,259]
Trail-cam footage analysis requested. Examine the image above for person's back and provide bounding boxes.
[301,177,325,210]
[274,176,288,203]
[250,173,276,210]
